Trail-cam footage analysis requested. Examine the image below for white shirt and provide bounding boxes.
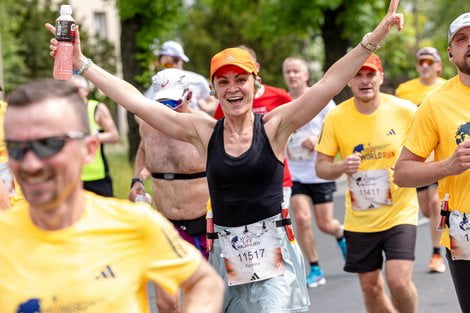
[287,100,336,184]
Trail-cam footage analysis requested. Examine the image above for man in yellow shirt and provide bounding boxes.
[316,54,419,313]
[395,12,470,312]
[395,47,447,106]
[395,46,448,273]
[0,79,224,313]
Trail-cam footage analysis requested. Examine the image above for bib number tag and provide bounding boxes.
[348,169,392,211]
[218,220,285,286]
[449,210,470,260]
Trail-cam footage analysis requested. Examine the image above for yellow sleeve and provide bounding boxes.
[140,206,202,295]
[315,110,339,157]
[402,100,438,158]
[395,83,406,98]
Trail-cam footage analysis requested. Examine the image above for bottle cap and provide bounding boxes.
[60,4,72,15]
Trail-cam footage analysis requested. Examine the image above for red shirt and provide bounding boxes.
[213,85,293,187]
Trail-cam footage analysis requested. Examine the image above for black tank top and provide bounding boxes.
[207,114,284,227]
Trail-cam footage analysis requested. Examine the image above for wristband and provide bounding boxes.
[360,33,381,52]
[130,177,144,188]
[77,58,93,75]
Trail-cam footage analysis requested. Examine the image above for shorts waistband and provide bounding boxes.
[169,214,206,236]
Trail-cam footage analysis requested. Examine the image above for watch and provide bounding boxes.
[130,177,144,188]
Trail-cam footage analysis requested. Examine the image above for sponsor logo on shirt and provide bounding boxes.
[455,122,470,145]
[352,143,395,161]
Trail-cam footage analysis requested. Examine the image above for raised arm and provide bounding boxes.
[273,0,403,135]
[45,24,213,146]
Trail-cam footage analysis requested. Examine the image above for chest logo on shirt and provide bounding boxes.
[17,297,101,312]
[95,264,116,280]
[17,299,40,313]
[455,122,470,145]
[352,143,395,161]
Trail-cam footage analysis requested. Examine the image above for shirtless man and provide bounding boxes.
[129,68,212,313]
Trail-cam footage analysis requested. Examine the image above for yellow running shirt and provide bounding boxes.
[316,93,419,232]
[0,191,201,312]
[403,76,470,249]
[395,77,447,106]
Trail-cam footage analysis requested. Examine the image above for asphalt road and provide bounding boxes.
[305,179,460,313]
[149,178,461,312]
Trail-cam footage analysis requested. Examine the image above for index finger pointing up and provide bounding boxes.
[387,0,400,15]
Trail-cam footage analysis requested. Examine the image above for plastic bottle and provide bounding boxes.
[53,5,75,80]
[135,193,152,204]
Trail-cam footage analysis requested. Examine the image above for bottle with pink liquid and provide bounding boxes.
[53,5,75,80]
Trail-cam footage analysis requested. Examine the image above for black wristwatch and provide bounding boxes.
[130,177,144,188]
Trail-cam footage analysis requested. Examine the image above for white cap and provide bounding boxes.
[157,41,189,62]
[60,4,72,15]
[151,69,189,101]
[448,12,470,43]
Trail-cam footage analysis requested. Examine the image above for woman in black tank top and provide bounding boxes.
[62,7,403,311]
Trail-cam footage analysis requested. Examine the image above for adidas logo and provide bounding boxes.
[387,129,396,136]
[95,265,116,280]
[250,273,260,281]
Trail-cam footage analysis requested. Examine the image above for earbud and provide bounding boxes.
[449,52,453,58]
[209,90,216,96]
[255,81,262,89]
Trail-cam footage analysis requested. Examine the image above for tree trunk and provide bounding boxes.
[120,16,143,162]
[321,5,352,105]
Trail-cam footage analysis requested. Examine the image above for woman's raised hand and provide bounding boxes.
[45,22,86,70]
[367,0,404,47]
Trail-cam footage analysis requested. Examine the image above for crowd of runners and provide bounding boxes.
[1,0,470,312]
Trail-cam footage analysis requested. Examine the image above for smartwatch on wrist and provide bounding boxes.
[130,177,144,188]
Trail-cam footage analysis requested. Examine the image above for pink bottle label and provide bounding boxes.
[53,42,74,80]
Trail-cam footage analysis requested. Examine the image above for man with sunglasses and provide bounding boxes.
[129,68,213,313]
[396,47,447,106]
[0,78,223,313]
[144,40,215,113]
[395,46,448,273]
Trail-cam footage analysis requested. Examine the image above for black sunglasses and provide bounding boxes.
[5,132,88,161]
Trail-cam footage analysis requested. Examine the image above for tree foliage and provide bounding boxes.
[179,0,309,89]
[115,0,184,161]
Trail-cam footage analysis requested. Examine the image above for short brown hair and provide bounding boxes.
[6,79,89,133]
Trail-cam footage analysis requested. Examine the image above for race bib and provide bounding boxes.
[348,169,392,211]
[449,210,470,260]
[287,130,316,161]
[218,220,285,286]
